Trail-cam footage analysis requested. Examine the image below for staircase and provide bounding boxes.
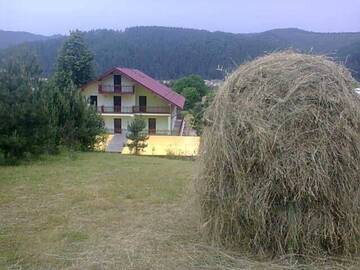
[106,133,127,153]
[173,118,183,135]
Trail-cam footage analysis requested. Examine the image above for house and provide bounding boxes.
[81,67,185,135]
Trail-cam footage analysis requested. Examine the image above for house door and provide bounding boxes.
[139,96,147,113]
[114,118,122,133]
[148,118,156,135]
[113,75,122,92]
[114,96,122,113]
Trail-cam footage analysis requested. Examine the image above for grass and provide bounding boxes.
[0,152,359,269]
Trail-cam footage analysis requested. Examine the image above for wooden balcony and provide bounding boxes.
[98,84,135,94]
[98,106,171,114]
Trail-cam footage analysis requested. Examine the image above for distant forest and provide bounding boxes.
[1,26,360,81]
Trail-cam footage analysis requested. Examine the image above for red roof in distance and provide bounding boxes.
[84,67,185,109]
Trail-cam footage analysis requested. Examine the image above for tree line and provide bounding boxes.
[0,31,104,164]
[1,27,360,81]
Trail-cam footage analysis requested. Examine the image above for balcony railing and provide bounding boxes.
[132,106,171,113]
[98,106,171,114]
[98,84,135,94]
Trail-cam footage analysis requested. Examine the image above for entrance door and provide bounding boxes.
[114,96,122,113]
[148,118,156,135]
[114,118,122,133]
[139,96,147,113]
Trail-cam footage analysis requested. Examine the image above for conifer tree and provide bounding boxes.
[56,30,94,87]
[126,119,149,155]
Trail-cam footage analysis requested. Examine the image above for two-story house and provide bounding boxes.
[81,67,185,135]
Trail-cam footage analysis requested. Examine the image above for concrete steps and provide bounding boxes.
[106,133,127,153]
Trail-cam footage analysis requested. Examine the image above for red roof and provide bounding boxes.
[84,67,185,109]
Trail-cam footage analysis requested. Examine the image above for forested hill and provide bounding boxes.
[0,30,51,49]
[1,26,360,80]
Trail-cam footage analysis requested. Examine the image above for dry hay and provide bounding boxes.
[196,51,360,257]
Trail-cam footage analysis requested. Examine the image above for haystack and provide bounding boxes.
[196,52,360,256]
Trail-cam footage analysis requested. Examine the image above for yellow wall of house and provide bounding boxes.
[135,86,169,107]
[122,136,200,156]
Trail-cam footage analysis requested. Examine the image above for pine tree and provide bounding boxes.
[0,48,53,163]
[126,119,149,155]
[56,30,94,88]
[52,30,104,150]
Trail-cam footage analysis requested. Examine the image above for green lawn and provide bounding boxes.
[0,153,197,269]
[0,153,358,270]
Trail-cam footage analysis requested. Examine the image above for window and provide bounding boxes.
[114,75,121,85]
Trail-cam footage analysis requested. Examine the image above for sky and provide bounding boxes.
[0,0,359,35]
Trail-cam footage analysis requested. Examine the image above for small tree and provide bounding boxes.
[126,119,149,155]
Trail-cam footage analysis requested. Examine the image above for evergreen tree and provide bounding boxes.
[47,73,104,150]
[56,30,94,87]
[52,30,104,150]
[0,48,53,163]
[126,119,149,155]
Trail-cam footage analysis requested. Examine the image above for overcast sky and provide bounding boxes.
[0,0,359,35]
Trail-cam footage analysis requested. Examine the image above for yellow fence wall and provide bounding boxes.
[122,136,200,156]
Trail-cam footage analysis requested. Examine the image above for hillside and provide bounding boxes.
[0,30,51,49]
[1,27,360,80]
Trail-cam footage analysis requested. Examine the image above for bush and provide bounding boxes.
[196,52,360,257]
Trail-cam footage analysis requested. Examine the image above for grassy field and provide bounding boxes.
[0,153,359,270]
